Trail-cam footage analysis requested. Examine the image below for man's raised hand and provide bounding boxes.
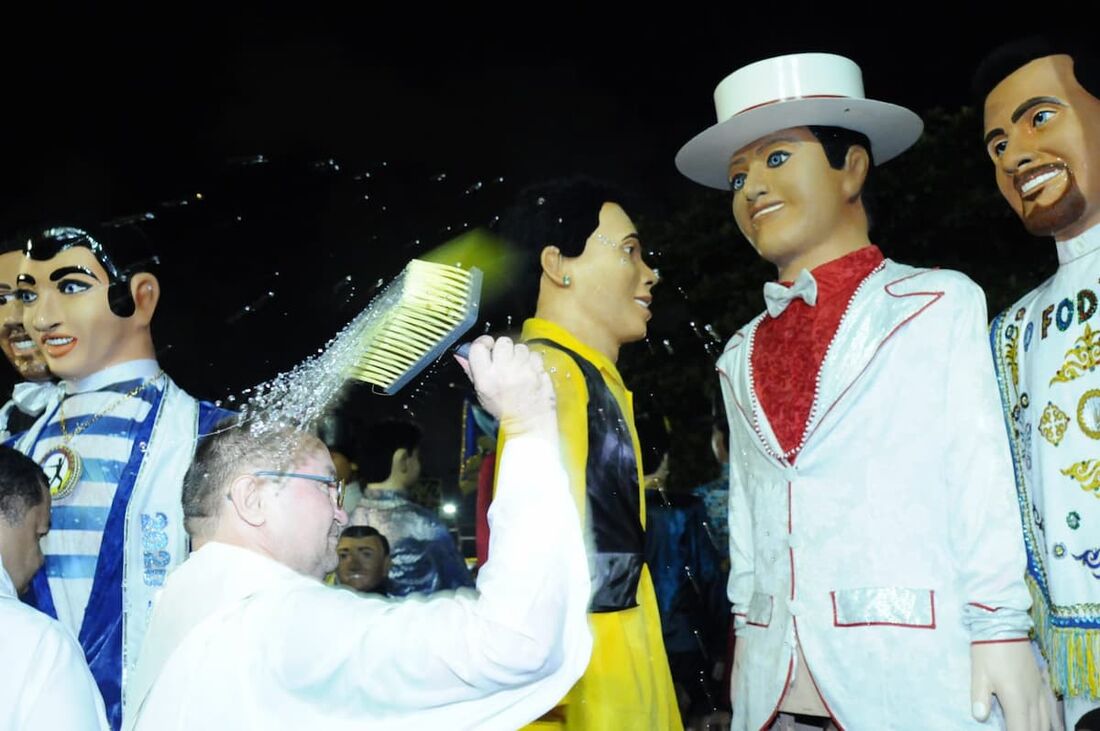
[455,336,557,442]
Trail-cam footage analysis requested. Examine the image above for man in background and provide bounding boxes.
[0,444,108,730]
[348,418,472,595]
[335,525,391,595]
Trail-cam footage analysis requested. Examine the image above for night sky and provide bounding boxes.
[1,11,1004,227]
[0,10,1050,511]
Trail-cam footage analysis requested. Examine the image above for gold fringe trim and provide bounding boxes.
[1028,576,1100,699]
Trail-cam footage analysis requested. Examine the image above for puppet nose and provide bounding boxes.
[1001,138,1035,174]
[743,170,768,201]
[30,293,60,333]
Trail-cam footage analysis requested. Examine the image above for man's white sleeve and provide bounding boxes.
[272,433,592,730]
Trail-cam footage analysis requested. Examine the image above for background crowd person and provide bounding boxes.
[637,410,731,729]
[347,418,473,596]
[335,525,391,595]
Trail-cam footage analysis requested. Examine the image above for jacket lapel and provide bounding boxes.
[802,260,945,446]
[717,315,788,468]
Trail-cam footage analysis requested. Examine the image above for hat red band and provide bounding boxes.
[733,94,849,117]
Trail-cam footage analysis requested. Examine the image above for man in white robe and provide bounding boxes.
[125,336,592,731]
[0,444,109,731]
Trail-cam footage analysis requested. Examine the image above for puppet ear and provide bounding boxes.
[539,245,570,287]
[130,272,160,325]
[842,145,871,202]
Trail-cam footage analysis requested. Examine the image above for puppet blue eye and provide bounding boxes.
[58,279,93,295]
[766,151,790,168]
[15,289,36,305]
[992,140,1007,157]
[729,172,746,192]
[1033,109,1056,127]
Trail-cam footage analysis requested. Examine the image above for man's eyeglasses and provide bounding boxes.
[252,471,345,509]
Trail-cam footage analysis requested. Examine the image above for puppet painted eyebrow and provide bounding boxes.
[983,127,1005,146]
[983,98,1065,145]
[49,266,100,282]
[621,233,640,244]
[16,273,36,286]
[1011,96,1066,124]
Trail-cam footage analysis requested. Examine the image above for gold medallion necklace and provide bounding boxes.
[40,370,165,500]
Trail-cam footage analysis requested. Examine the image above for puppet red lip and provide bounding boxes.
[41,334,77,357]
[1014,163,1067,200]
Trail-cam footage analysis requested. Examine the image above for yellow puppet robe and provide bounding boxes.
[493,318,682,730]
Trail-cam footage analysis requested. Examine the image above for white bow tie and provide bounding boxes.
[763,268,818,318]
[11,380,63,416]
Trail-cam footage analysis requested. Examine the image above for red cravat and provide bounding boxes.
[751,245,884,459]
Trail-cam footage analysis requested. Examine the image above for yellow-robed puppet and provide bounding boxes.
[492,178,681,730]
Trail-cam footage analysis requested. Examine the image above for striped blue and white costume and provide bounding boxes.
[30,361,160,632]
[9,359,230,730]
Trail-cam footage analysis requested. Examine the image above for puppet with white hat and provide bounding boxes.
[678,53,1054,730]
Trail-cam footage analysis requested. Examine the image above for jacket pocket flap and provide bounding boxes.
[830,587,935,628]
[747,592,773,627]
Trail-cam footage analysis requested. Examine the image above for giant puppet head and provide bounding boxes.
[976,38,1100,241]
[495,177,658,363]
[0,239,49,383]
[15,224,160,382]
[676,53,923,278]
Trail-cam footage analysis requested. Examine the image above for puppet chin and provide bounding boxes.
[1023,177,1088,237]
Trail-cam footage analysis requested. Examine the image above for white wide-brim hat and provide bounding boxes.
[676,53,924,190]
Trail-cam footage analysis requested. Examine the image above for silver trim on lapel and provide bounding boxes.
[803,261,945,450]
[717,314,788,468]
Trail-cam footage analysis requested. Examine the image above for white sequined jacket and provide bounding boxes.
[718,259,1032,731]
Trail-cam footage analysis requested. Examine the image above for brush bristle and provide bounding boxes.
[348,260,482,394]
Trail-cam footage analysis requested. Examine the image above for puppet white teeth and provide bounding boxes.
[45,337,74,346]
[1020,170,1061,195]
[11,338,35,351]
[752,203,784,220]
[634,299,650,309]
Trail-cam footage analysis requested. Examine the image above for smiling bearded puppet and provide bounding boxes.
[0,237,54,439]
[676,53,1054,730]
[9,224,230,730]
[489,177,680,730]
[975,37,1100,729]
